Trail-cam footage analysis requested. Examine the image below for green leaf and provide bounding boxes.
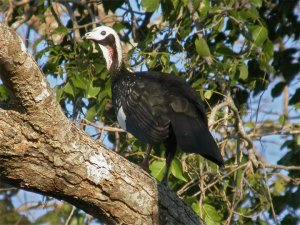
[263,40,274,60]
[240,8,260,20]
[170,157,187,182]
[278,114,286,126]
[52,26,68,35]
[203,204,222,222]
[180,0,188,6]
[204,90,213,100]
[244,122,254,129]
[87,86,100,99]
[141,0,160,12]
[171,0,180,8]
[63,82,74,97]
[236,168,243,191]
[216,44,234,56]
[273,180,285,196]
[85,105,97,121]
[0,85,9,101]
[297,136,300,146]
[94,62,105,74]
[249,25,268,47]
[97,89,108,103]
[73,75,87,90]
[205,217,220,225]
[55,86,63,102]
[195,37,211,57]
[251,0,262,7]
[239,63,248,80]
[150,160,166,181]
[191,202,200,215]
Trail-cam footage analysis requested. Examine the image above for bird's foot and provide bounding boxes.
[139,160,150,173]
[161,171,168,186]
[161,178,168,186]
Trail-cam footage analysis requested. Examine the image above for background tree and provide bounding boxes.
[0,0,299,225]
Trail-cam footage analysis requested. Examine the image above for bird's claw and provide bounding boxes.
[139,160,150,173]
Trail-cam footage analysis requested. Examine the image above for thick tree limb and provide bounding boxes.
[0,23,204,225]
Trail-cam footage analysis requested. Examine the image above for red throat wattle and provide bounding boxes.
[107,46,114,59]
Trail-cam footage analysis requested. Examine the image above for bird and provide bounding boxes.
[84,26,224,184]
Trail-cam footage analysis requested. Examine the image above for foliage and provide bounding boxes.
[0,0,299,224]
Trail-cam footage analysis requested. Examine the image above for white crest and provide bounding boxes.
[84,26,122,71]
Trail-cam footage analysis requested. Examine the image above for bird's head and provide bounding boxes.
[84,26,122,72]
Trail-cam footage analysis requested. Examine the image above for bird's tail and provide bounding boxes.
[170,114,224,167]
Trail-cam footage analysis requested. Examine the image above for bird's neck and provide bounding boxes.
[98,38,123,73]
[110,64,131,84]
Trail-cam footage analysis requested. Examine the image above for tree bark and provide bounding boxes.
[0,23,205,225]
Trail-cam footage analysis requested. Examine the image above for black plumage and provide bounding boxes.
[84,26,224,183]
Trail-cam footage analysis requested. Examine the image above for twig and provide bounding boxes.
[260,163,279,225]
[208,101,228,128]
[226,96,259,167]
[49,1,64,27]
[17,202,64,212]
[65,206,76,225]
[198,163,205,216]
[63,1,81,41]
[253,89,266,135]
[264,164,300,170]
[0,187,17,191]
[115,131,120,152]
[177,177,198,196]
[81,118,125,133]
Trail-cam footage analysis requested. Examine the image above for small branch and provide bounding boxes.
[115,131,120,152]
[16,202,64,212]
[260,163,279,225]
[81,118,125,133]
[264,164,300,170]
[65,206,76,225]
[203,163,249,191]
[226,96,259,167]
[251,122,300,137]
[63,1,81,41]
[49,1,64,27]
[208,101,228,128]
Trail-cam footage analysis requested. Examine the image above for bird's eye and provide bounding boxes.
[101,31,106,35]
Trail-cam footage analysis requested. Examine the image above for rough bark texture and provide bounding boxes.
[0,23,205,225]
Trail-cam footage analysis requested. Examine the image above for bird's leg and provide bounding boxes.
[161,150,176,185]
[139,144,152,173]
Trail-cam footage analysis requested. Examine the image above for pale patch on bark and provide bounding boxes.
[35,80,50,102]
[128,191,149,209]
[24,57,33,68]
[19,37,27,53]
[87,151,112,184]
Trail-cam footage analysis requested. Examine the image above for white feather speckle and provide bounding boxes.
[117,106,127,130]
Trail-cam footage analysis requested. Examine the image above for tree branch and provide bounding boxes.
[0,23,204,225]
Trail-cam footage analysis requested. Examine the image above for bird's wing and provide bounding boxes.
[137,72,224,166]
[122,77,170,145]
[168,94,224,166]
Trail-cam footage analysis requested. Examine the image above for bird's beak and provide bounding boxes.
[82,32,90,40]
[83,31,97,41]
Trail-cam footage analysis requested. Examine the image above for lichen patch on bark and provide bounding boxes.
[34,80,50,102]
[87,151,113,183]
